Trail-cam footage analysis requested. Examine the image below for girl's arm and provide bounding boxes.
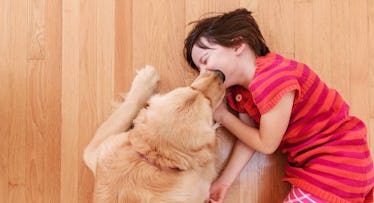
[216,113,256,186]
[216,91,295,154]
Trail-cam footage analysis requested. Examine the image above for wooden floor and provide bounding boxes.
[1,0,373,202]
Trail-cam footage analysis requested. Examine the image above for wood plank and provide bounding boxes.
[186,0,241,26]
[96,0,115,120]
[369,0,374,149]
[27,0,45,60]
[7,0,28,202]
[26,61,46,203]
[115,0,133,96]
[0,0,12,202]
[42,1,62,201]
[26,0,62,202]
[133,0,190,92]
[78,0,97,202]
[331,0,350,103]
[239,0,258,12]
[0,53,9,203]
[294,0,313,65]
[311,0,332,85]
[256,0,294,58]
[367,0,374,150]
[349,0,369,123]
[61,0,80,202]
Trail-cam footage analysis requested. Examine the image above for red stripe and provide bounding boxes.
[304,85,331,115]
[254,54,284,82]
[289,70,320,121]
[308,158,373,173]
[252,58,297,90]
[286,113,358,152]
[253,75,299,105]
[304,167,372,187]
[285,105,350,146]
[329,150,371,159]
[286,166,369,198]
[327,138,365,146]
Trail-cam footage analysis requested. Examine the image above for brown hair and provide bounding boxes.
[184,8,270,71]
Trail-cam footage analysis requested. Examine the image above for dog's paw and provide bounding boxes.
[129,65,160,101]
[134,65,160,89]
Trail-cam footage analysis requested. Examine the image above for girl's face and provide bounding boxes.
[191,37,239,88]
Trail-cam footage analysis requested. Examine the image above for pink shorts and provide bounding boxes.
[283,186,328,203]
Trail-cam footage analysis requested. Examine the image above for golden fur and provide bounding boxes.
[83,66,225,202]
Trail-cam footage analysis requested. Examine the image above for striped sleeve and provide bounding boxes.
[250,60,300,115]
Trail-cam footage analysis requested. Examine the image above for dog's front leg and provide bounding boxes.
[93,65,159,144]
[84,65,159,173]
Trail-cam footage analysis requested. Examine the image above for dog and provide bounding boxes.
[83,66,226,202]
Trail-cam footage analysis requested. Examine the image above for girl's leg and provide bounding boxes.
[283,185,328,203]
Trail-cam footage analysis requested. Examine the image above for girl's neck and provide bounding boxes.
[237,49,256,89]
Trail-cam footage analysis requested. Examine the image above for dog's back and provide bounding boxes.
[84,67,225,203]
[94,143,212,203]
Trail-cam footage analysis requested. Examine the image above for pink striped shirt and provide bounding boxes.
[226,53,374,202]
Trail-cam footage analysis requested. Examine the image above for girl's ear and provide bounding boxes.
[234,42,246,56]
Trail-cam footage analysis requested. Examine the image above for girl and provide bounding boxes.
[184,8,374,203]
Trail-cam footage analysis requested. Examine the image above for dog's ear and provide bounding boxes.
[152,141,217,171]
[128,129,192,171]
[145,149,191,171]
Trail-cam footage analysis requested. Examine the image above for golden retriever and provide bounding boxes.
[83,66,226,202]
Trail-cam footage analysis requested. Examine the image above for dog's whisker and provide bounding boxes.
[213,122,221,130]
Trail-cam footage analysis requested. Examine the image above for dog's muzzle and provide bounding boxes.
[213,69,225,82]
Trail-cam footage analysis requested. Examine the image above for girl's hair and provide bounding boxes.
[184,8,270,71]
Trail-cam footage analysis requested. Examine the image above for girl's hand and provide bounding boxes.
[213,102,229,124]
[208,179,230,203]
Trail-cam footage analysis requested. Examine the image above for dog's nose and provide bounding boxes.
[213,69,225,82]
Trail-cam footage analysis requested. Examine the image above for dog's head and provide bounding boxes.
[129,70,225,171]
[189,69,226,110]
